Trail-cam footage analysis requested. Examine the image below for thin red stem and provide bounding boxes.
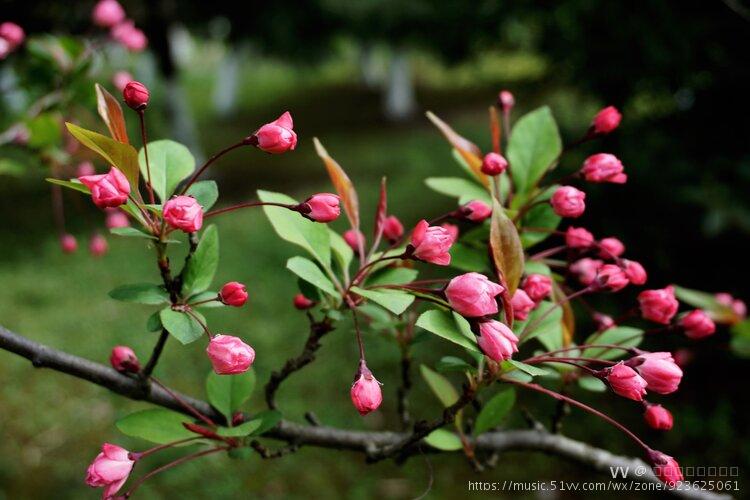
[204,201,293,219]
[180,141,244,195]
[150,377,215,427]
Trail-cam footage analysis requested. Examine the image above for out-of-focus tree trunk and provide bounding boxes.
[383,48,416,122]
[212,45,242,118]
[359,43,380,89]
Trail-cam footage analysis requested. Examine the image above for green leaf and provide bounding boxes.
[216,420,262,437]
[27,113,62,149]
[415,310,480,353]
[436,356,476,374]
[365,267,419,287]
[146,311,162,332]
[329,229,353,273]
[673,285,737,323]
[424,429,463,451]
[188,291,225,308]
[110,226,157,240]
[507,107,562,195]
[182,225,219,295]
[287,256,337,297]
[109,283,169,305]
[0,158,26,176]
[578,376,607,392]
[206,369,256,420]
[420,364,459,407]
[65,122,140,189]
[474,388,516,435]
[351,286,414,315]
[583,326,643,360]
[186,180,219,212]
[425,177,491,204]
[504,360,552,377]
[139,140,196,202]
[517,301,563,350]
[46,178,90,194]
[116,409,194,444]
[521,203,561,248]
[247,410,283,436]
[524,261,552,276]
[258,190,330,268]
[160,308,205,344]
[449,243,490,272]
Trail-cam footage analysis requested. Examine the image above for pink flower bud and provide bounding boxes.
[510,289,535,320]
[630,352,683,394]
[92,0,126,28]
[219,282,248,307]
[85,443,135,498]
[570,258,603,286]
[252,112,297,154]
[593,312,615,331]
[622,259,647,285]
[111,21,147,52]
[293,293,315,310]
[604,363,647,401]
[591,106,622,135]
[0,22,24,49]
[109,346,140,373]
[112,71,133,92]
[638,286,679,324]
[461,200,492,222]
[594,264,629,292]
[550,186,586,218]
[60,234,78,254]
[79,167,130,209]
[644,404,673,431]
[0,38,10,60]
[679,309,715,339]
[350,364,382,416]
[497,90,515,111]
[105,208,130,229]
[163,195,203,233]
[409,219,453,266]
[598,237,625,259]
[76,161,95,177]
[522,274,552,302]
[648,450,683,486]
[580,153,627,184]
[440,223,459,242]
[445,272,504,318]
[301,193,340,222]
[715,292,747,321]
[481,152,508,176]
[382,215,404,243]
[565,226,595,249]
[206,335,255,375]
[89,234,108,257]
[343,229,365,252]
[122,80,149,110]
[477,320,518,362]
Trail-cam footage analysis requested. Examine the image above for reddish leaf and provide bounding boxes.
[313,138,360,230]
[425,111,489,187]
[95,83,129,145]
[373,177,387,238]
[489,106,502,154]
[489,199,524,296]
[551,280,575,346]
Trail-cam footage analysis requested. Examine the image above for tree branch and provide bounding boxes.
[0,326,729,500]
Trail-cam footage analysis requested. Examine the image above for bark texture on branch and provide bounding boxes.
[0,325,729,500]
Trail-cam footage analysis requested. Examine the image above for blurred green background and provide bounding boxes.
[1,1,749,498]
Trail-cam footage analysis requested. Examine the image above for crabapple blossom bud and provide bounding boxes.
[350,363,382,416]
[648,450,683,486]
[445,272,504,318]
[293,293,315,310]
[511,289,535,320]
[593,312,615,331]
[250,112,297,154]
[644,404,673,431]
[111,21,147,52]
[715,293,747,321]
[622,259,647,285]
[638,286,679,324]
[163,195,203,233]
[85,443,135,498]
[477,320,518,362]
[0,38,10,60]
[570,258,603,286]
[89,234,108,257]
[92,0,126,28]
[206,335,255,375]
[441,223,459,242]
[409,219,453,266]
[565,226,595,249]
[300,193,340,222]
[60,234,78,254]
[604,363,647,401]
[112,71,133,92]
[580,153,627,184]
[343,229,365,252]
[523,274,552,302]
[79,167,130,209]
[109,346,140,373]
[219,282,248,307]
[594,264,629,292]
[630,352,683,394]
[382,215,404,243]
[497,90,515,111]
[461,200,492,222]
[0,22,24,49]
[481,152,508,176]
[76,161,95,177]
[598,237,625,259]
[550,186,586,218]
[591,106,622,135]
[122,81,149,110]
[680,309,716,340]
[105,209,130,229]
